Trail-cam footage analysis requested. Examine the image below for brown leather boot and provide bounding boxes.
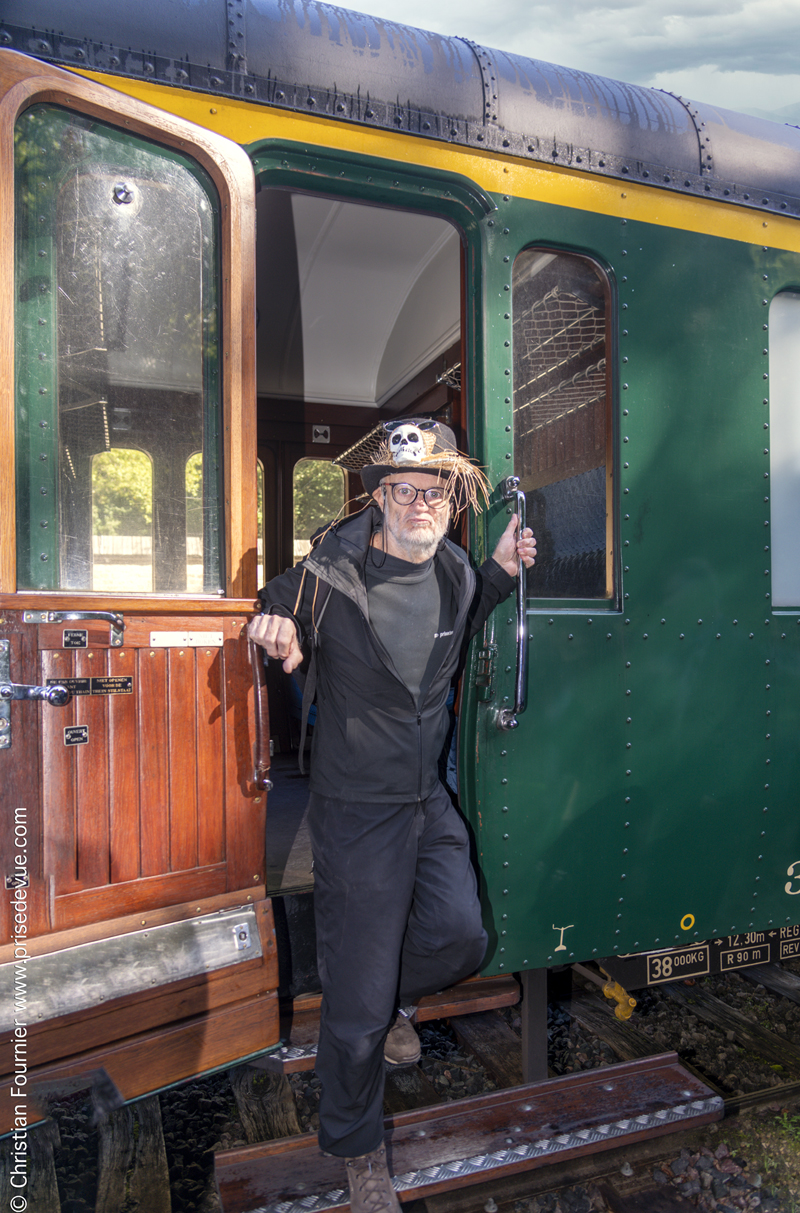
[383,1007,421,1065]
[345,1143,400,1213]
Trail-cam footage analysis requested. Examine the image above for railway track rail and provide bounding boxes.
[5,962,800,1212]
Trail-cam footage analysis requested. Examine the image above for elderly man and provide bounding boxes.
[249,419,535,1213]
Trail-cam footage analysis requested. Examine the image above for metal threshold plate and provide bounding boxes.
[214,1054,723,1213]
[0,906,261,1031]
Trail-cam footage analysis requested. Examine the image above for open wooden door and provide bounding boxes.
[0,51,276,1117]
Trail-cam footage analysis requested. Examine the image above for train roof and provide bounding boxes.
[4,0,800,219]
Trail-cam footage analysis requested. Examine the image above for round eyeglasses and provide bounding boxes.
[383,481,448,508]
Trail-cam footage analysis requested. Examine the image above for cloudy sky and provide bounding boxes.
[347,0,800,123]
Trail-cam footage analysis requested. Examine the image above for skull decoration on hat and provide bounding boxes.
[335,418,492,513]
[388,423,427,465]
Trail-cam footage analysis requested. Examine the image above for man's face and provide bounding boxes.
[372,472,450,563]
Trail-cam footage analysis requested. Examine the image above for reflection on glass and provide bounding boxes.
[185,452,203,592]
[512,249,612,599]
[293,460,345,562]
[91,448,153,592]
[14,104,222,593]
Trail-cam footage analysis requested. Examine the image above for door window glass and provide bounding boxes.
[185,452,204,593]
[14,104,223,593]
[92,448,153,592]
[512,250,612,599]
[292,460,345,562]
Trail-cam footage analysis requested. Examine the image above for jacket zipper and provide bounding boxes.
[311,540,474,803]
[354,594,428,801]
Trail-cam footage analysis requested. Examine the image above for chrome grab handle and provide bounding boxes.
[23,610,125,646]
[496,476,527,731]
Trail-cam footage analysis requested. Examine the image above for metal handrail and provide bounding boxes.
[496,476,528,731]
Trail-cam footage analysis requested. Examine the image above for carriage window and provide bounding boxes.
[512,250,613,599]
[769,292,800,608]
[185,452,204,592]
[14,104,222,593]
[92,448,153,592]
[293,460,345,562]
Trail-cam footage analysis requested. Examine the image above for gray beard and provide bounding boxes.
[384,510,449,562]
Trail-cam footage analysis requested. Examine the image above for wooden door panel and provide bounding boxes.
[197,644,226,867]
[40,620,230,901]
[0,609,264,941]
[138,646,171,877]
[222,628,265,893]
[0,617,49,940]
[167,647,200,872]
[54,866,229,931]
[75,648,112,889]
[40,649,79,891]
[109,647,141,884]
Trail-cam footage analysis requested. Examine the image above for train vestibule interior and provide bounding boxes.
[254,189,464,893]
[255,189,463,580]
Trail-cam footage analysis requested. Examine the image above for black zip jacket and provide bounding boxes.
[259,506,515,803]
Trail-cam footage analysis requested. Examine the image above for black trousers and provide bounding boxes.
[308,782,487,1157]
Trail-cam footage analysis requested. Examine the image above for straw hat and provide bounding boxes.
[334,418,491,512]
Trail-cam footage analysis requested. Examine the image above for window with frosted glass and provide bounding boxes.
[14,104,222,593]
[512,249,613,599]
[769,292,800,608]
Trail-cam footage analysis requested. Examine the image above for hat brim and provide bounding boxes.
[360,464,446,494]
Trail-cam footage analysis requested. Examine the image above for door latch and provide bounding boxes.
[0,639,71,750]
[23,610,125,647]
[474,644,498,701]
[232,922,252,951]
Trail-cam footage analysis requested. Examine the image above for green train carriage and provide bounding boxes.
[0,0,799,1115]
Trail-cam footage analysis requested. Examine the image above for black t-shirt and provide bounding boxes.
[365,549,457,704]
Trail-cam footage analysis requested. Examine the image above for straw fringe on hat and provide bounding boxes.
[334,419,491,513]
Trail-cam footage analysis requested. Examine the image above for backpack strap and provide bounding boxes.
[298,577,333,774]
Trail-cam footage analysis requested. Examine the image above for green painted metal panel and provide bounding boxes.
[464,611,626,971]
[242,137,800,974]
[14,108,61,588]
[461,190,800,974]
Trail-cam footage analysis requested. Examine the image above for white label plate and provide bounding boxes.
[148,632,224,647]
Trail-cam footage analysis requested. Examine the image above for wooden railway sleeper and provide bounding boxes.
[214,1055,723,1213]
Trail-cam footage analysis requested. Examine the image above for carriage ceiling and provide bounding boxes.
[6,0,800,220]
[255,192,460,406]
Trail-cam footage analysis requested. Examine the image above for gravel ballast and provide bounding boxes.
[9,966,800,1211]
